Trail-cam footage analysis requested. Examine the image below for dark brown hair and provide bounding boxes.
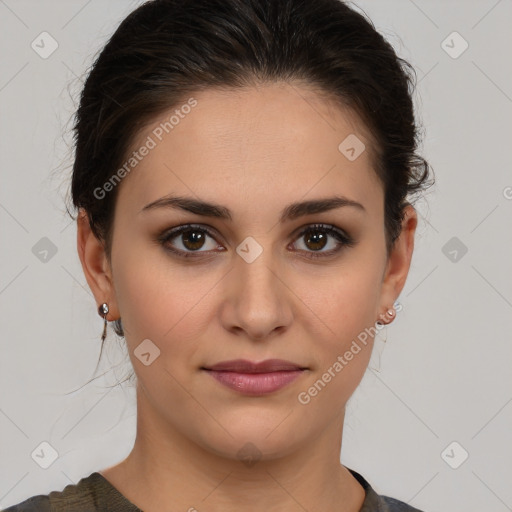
[67,0,434,358]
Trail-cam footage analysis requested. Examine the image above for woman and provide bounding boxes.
[3,0,433,510]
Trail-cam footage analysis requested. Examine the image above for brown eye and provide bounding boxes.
[159,224,221,258]
[157,223,355,261]
[291,224,355,259]
[180,229,208,251]
[303,229,328,251]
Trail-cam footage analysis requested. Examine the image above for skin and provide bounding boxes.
[77,81,417,512]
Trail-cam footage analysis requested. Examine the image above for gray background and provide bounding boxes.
[1,0,511,510]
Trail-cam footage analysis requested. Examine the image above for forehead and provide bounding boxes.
[114,82,383,221]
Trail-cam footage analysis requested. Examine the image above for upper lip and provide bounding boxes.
[203,359,306,373]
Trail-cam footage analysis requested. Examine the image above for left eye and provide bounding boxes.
[291,224,355,259]
[158,223,355,259]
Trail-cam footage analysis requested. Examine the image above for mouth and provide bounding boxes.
[201,359,308,396]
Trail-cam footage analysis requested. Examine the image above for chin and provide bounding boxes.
[192,415,310,463]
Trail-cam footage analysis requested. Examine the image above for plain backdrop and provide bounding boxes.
[1,1,511,510]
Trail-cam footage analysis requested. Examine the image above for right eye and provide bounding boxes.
[158,224,225,258]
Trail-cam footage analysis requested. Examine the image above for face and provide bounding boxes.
[78,82,416,462]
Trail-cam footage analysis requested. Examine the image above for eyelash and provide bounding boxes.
[157,223,356,260]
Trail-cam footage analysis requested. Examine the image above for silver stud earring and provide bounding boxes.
[98,303,109,342]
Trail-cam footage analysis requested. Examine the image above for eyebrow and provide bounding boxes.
[140,194,366,222]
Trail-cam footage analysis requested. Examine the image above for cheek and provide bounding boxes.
[331,281,380,342]
[303,261,381,340]
[112,249,218,363]
[296,281,378,412]
[298,257,382,392]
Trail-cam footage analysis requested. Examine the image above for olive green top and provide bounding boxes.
[2,468,425,511]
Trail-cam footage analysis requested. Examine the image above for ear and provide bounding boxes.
[76,208,120,321]
[378,204,418,317]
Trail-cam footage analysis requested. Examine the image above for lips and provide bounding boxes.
[201,359,308,395]
[203,358,306,373]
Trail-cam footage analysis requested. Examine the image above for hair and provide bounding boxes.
[66,0,434,373]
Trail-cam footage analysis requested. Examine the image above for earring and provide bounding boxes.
[371,306,394,373]
[98,303,109,342]
[376,306,395,326]
[377,324,388,343]
[370,322,388,373]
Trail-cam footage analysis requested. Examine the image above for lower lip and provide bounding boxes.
[203,370,304,395]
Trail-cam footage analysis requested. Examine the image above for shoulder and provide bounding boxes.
[1,494,51,512]
[347,467,427,512]
[1,472,133,512]
[378,495,425,512]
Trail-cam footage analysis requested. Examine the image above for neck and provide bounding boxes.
[101,384,366,512]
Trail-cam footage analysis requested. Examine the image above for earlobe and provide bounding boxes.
[76,208,119,320]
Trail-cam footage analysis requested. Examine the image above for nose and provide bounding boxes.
[219,246,294,341]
